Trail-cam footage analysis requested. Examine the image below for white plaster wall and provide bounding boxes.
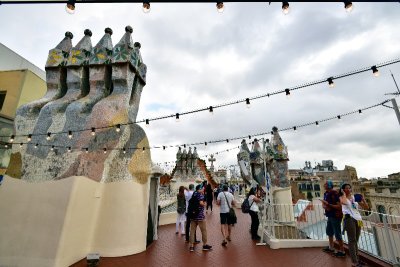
[0,175,150,267]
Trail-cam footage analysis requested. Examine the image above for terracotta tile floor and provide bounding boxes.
[71,204,358,267]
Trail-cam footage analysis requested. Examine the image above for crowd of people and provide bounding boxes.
[172,179,370,263]
[174,181,263,252]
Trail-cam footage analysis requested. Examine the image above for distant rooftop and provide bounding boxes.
[0,43,45,80]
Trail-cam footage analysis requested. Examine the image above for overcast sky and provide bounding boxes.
[1,2,399,178]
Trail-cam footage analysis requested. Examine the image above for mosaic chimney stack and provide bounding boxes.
[8,26,150,183]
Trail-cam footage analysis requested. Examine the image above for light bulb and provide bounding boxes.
[143,2,150,13]
[245,98,250,108]
[116,124,121,132]
[68,147,72,153]
[209,106,214,115]
[175,113,180,122]
[216,2,224,13]
[327,77,335,88]
[46,132,51,141]
[371,66,379,77]
[85,148,89,153]
[51,145,54,151]
[344,2,353,13]
[123,148,126,154]
[282,2,290,15]
[145,119,150,127]
[20,143,23,148]
[27,134,32,142]
[65,0,75,14]
[34,143,38,149]
[103,148,107,154]
[68,131,73,139]
[91,128,96,136]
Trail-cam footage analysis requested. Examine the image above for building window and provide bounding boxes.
[0,91,6,110]
[314,184,320,191]
[315,192,320,197]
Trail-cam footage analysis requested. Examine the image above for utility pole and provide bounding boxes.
[390,71,400,126]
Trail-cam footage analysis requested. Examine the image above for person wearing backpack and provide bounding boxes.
[248,187,262,240]
[320,180,345,258]
[188,184,213,252]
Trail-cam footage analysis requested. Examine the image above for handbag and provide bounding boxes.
[224,192,237,225]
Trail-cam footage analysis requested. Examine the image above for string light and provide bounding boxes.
[142,147,146,153]
[3,59,400,141]
[103,148,107,154]
[65,0,75,14]
[116,124,121,132]
[68,147,72,153]
[91,128,96,136]
[85,148,89,153]
[293,126,297,131]
[327,77,335,88]
[245,98,251,108]
[20,143,23,148]
[10,135,14,143]
[46,132,51,141]
[0,100,391,154]
[163,146,166,150]
[68,131,73,139]
[143,1,150,13]
[176,113,180,122]
[344,2,353,12]
[34,143,38,149]
[226,139,229,143]
[315,121,319,127]
[371,65,379,77]
[209,106,214,114]
[51,145,55,151]
[146,119,150,126]
[216,2,224,13]
[5,144,8,148]
[27,134,32,142]
[282,2,289,15]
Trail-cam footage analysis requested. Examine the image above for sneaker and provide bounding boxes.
[202,245,213,251]
[334,251,346,258]
[194,240,201,244]
[221,240,227,246]
[322,247,334,253]
[189,246,194,252]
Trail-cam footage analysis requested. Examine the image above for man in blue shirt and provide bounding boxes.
[320,180,345,258]
[189,184,212,252]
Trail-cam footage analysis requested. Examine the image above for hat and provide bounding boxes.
[196,184,203,191]
[326,180,334,189]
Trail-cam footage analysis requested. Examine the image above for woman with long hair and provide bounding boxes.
[339,183,369,267]
[247,187,262,240]
[176,186,186,235]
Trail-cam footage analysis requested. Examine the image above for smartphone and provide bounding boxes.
[354,194,363,202]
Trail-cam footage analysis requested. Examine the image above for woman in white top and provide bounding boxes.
[339,183,369,267]
[247,187,262,240]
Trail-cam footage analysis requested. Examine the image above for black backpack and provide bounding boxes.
[241,197,254,213]
[187,193,200,219]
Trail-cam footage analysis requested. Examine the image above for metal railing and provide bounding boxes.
[261,201,400,265]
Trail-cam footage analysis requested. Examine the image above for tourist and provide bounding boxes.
[248,187,262,240]
[176,186,186,235]
[184,184,197,243]
[339,183,369,267]
[206,183,214,212]
[189,184,212,252]
[217,184,236,246]
[320,180,345,257]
